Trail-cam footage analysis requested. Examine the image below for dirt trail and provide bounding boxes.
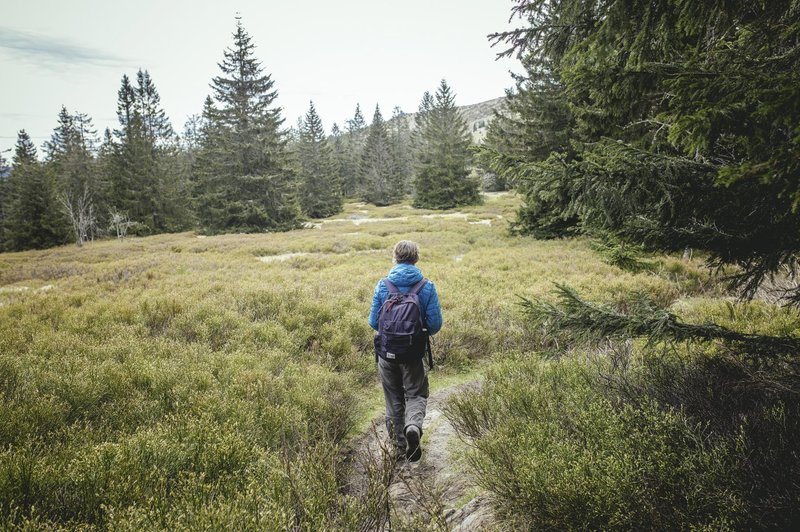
[348,379,496,531]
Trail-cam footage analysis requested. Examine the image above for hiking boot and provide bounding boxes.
[405,425,422,462]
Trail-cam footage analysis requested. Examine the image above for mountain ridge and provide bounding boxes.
[390,95,506,143]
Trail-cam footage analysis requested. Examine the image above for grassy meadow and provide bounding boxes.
[0,192,770,529]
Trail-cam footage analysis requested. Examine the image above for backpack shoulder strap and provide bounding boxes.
[383,278,400,294]
[409,278,428,295]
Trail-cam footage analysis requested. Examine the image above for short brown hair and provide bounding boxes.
[393,240,419,264]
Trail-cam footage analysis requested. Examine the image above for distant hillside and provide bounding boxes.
[395,96,507,144]
[457,96,507,142]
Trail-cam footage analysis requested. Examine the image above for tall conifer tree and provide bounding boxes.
[412,80,480,209]
[45,107,98,199]
[44,107,101,240]
[110,70,187,233]
[0,152,9,248]
[4,130,65,250]
[329,122,346,196]
[342,104,367,197]
[360,105,400,206]
[94,128,115,219]
[135,69,174,144]
[297,102,342,218]
[14,130,38,165]
[486,0,800,298]
[389,106,412,197]
[412,91,434,157]
[194,18,299,233]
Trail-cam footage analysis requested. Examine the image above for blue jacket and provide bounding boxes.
[369,263,443,335]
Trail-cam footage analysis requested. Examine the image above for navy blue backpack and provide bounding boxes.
[374,278,433,367]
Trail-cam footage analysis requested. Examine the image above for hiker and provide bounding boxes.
[369,240,442,462]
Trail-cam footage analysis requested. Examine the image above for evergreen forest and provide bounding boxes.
[0,20,482,252]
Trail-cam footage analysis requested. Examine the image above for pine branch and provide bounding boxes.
[521,284,800,357]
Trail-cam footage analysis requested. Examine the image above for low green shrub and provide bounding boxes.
[447,355,800,530]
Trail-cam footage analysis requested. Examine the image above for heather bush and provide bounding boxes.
[448,288,800,530]
[448,356,745,530]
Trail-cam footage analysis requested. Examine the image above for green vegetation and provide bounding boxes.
[2,192,699,529]
[0,19,497,253]
[296,101,343,219]
[2,133,64,250]
[2,194,796,530]
[412,80,481,210]
[193,20,300,234]
[340,104,367,199]
[449,286,800,529]
[2,2,797,528]
[448,355,745,530]
[110,70,190,235]
[444,3,800,528]
[481,0,800,298]
[387,106,413,199]
[359,105,402,206]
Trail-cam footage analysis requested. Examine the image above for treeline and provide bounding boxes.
[0,20,481,252]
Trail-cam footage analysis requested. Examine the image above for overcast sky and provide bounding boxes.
[0,0,521,158]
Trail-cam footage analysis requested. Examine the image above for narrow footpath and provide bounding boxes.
[348,379,496,531]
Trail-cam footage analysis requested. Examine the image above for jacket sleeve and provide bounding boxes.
[424,281,443,335]
[368,281,384,331]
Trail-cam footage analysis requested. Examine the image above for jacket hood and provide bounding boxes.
[387,263,423,287]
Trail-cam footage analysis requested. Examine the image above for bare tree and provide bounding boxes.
[108,209,137,240]
[59,185,96,247]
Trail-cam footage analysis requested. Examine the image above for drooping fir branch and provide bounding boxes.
[520,284,800,357]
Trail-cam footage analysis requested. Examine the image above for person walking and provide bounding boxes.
[369,240,442,462]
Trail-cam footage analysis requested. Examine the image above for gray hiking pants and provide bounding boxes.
[378,356,429,451]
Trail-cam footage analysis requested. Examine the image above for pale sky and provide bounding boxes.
[0,0,521,158]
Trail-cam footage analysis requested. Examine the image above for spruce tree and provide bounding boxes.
[45,106,98,199]
[4,131,65,250]
[156,138,193,233]
[0,152,9,249]
[489,0,800,300]
[94,128,115,222]
[177,115,204,214]
[360,105,400,206]
[477,56,573,196]
[44,107,101,241]
[194,19,299,233]
[44,106,75,161]
[109,70,187,233]
[412,80,480,209]
[297,101,342,218]
[14,130,38,164]
[411,91,434,157]
[110,74,147,228]
[134,69,174,144]
[342,104,367,197]
[329,122,347,197]
[388,106,412,197]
